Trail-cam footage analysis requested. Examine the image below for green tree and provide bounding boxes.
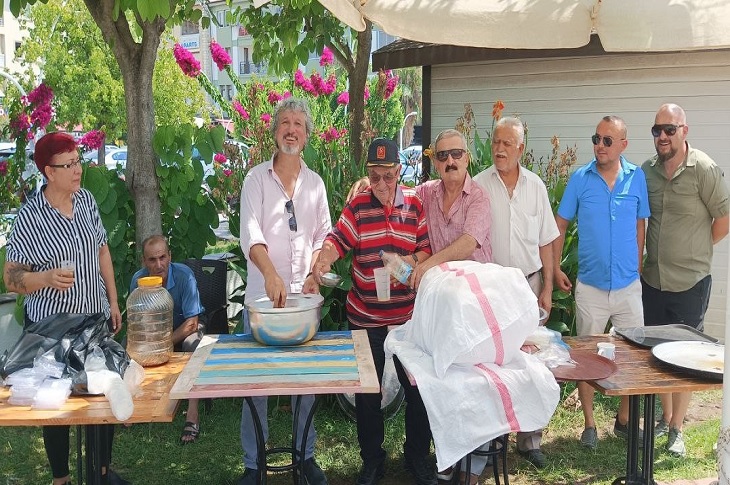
[233,0,373,166]
[16,0,205,151]
[4,0,207,245]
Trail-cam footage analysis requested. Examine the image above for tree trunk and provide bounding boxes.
[83,0,165,246]
[348,22,372,168]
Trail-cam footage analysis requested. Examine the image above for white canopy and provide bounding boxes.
[253,0,730,52]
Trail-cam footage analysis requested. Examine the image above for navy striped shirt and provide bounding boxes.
[5,187,110,322]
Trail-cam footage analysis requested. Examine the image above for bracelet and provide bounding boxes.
[412,253,419,264]
[306,271,313,278]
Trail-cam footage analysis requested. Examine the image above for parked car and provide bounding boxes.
[81,145,122,165]
[399,145,422,184]
[103,147,127,170]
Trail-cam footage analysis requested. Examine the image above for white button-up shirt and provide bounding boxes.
[473,165,559,275]
[239,157,331,303]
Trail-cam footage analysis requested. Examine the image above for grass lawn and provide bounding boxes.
[0,386,720,484]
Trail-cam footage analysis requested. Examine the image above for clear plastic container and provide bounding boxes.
[126,276,174,366]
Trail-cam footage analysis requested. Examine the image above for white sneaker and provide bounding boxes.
[654,418,669,437]
[667,427,687,457]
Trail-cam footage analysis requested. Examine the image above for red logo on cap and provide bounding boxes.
[377,146,386,159]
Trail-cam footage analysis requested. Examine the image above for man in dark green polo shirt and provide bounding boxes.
[641,103,729,457]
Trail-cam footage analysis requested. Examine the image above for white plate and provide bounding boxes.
[651,341,724,380]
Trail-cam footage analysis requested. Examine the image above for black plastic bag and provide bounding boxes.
[0,312,130,394]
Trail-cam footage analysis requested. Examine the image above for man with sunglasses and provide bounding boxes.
[472,116,560,469]
[641,103,729,457]
[238,97,331,485]
[311,138,434,485]
[554,115,650,450]
[408,129,492,290]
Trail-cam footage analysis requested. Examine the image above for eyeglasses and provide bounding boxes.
[651,124,685,137]
[285,200,297,232]
[368,172,398,185]
[435,149,467,162]
[591,134,624,147]
[48,159,81,170]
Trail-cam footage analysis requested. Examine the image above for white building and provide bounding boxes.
[0,4,26,75]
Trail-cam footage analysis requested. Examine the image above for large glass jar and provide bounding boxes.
[126,276,173,366]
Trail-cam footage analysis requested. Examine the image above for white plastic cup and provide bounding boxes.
[60,259,75,276]
[597,342,616,361]
[373,267,391,302]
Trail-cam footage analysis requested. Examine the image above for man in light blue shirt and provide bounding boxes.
[131,234,205,444]
[554,115,650,450]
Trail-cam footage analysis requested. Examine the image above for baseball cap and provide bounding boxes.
[366,138,398,167]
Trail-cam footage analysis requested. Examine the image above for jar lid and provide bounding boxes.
[138,276,163,287]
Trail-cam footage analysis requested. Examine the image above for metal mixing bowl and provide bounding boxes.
[246,293,324,346]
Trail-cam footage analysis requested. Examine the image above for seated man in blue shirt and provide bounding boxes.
[131,234,205,444]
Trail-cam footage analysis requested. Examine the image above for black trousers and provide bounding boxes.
[43,425,115,478]
[350,323,433,466]
[641,275,712,331]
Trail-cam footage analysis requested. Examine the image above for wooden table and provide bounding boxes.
[0,353,189,485]
[170,330,380,484]
[564,335,722,485]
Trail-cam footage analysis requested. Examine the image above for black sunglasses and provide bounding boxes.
[285,200,297,232]
[435,149,466,162]
[591,134,624,148]
[651,124,685,137]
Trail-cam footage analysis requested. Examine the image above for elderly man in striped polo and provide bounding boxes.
[310,138,434,485]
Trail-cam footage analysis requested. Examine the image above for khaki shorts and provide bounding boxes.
[575,279,643,336]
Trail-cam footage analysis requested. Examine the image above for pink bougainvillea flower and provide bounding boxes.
[319,74,336,96]
[222,168,232,177]
[26,83,54,106]
[310,73,324,93]
[319,46,334,66]
[210,41,232,71]
[173,43,201,77]
[232,100,250,120]
[0,160,7,176]
[10,113,31,136]
[319,126,344,142]
[79,130,106,150]
[267,91,283,104]
[30,103,53,129]
[294,70,307,87]
[364,85,370,101]
[282,91,292,99]
[214,153,227,163]
[384,75,398,99]
[26,131,35,141]
[336,91,349,105]
[260,113,271,126]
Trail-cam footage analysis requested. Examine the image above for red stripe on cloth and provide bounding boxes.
[476,363,520,431]
[436,263,505,364]
[462,271,504,364]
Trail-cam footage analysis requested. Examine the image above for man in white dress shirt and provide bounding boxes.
[473,116,560,469]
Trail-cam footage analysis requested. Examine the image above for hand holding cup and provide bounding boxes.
[52,260,75,291]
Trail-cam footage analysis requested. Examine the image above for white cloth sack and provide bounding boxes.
[384,260,559,469]
[396,261,539,377]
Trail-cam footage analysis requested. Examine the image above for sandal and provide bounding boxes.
[180,421,199,445]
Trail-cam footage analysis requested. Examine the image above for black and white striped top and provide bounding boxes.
[5,187,111,322]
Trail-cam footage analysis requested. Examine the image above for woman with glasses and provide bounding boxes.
[3,132,127,485]
[310,138,435,485]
